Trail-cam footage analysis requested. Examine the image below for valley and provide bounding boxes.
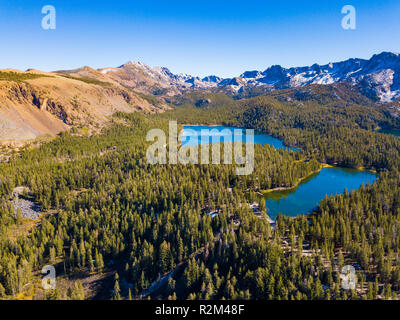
[1,52,400,301]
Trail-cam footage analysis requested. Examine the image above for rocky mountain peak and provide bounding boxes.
[67,52,400,102]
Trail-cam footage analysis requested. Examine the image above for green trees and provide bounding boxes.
[159,241,174,275]
[0,104,399,300]
[0,283,5,298]
[113,273,121,300]
[70,281,85,300]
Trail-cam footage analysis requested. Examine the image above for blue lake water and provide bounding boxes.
[182,125,377,220]
[182,125,298,151]
[264,167,377,220]
[379,129,400,137]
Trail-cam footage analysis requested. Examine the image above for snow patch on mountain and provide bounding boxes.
[98,52,400,102]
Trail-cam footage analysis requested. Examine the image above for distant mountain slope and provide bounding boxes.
[90,52,400,103]
[237,52,400,103]
[2,51,400,142]
[0,69,169,142]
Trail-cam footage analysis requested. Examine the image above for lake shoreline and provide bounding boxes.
[182,124,299,151]
[260,162,378,195]
[260,163,334,194]
[262,164,378,220]
[182,124,378,220]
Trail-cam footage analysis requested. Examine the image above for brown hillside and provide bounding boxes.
[0,70,169,141]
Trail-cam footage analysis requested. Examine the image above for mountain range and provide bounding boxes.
[1,51,400,142]
[93,51,400,103]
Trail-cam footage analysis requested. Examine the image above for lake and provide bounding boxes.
[182,125,298,150]
[182,125,377,221]
[379,129,400,137]
[263,167,377,220]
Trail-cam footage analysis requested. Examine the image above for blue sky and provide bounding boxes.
[0,0,399,77]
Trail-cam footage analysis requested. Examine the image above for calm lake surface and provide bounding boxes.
[182,125,298,150]
[264,167,377,220]
[182,125,377,220]
[379,129,400,137]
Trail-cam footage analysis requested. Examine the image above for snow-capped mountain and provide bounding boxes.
[97,61,220,96]
[224,52,400,102]
[88,52,400,102]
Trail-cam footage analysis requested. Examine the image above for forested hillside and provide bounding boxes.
[1,90,400,300]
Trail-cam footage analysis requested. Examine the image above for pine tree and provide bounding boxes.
[70,281,85,300]
[0,283,5,298]
[96,252,104,272]
[113,273,121,300]
[367,282,373,300]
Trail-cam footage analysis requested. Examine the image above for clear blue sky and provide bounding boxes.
[0,0,399,77]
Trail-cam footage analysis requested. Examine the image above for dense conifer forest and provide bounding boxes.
[1,91,400,300]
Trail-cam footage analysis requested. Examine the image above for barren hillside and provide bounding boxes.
[0,69,169,142]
